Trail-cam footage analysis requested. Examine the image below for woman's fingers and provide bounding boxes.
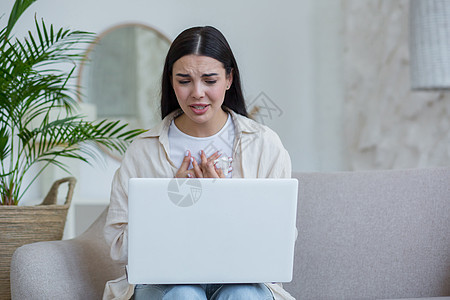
[181,151,192,170]
[176,150,229,179]
[199,150,220,178]
[175,150,193,178]
[215,165,225,178]
[200,151,221,178]
[191,157,203,178]
[207,151,221,164]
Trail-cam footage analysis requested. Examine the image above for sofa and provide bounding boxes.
[10,168,450,299]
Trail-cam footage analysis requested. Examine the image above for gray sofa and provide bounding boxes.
[10,168,450,299]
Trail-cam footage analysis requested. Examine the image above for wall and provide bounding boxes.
[311,1,348,171]
[342,0,450,170]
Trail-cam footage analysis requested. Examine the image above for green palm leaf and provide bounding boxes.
[3,0,37,44]
[0,0,147,205]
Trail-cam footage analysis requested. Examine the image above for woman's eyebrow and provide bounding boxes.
[201,73,219,77]
[175,73,218,77]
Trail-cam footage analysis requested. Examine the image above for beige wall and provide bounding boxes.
[342,0,450,170]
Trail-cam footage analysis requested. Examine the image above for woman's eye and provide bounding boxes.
[178,80,190,84]
[205,80,217,85]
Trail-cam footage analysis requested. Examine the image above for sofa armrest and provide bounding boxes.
[10,236,123,299]
[10,208,124,299]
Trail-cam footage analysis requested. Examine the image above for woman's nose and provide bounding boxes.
[191,82,205,99]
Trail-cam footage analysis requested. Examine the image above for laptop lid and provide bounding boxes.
[127,178,298,284]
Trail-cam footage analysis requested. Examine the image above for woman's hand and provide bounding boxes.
[174,150,226,178]
[175,150,195,178]
[192,150,225,178]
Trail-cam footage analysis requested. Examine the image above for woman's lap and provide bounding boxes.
[133,283,273,300]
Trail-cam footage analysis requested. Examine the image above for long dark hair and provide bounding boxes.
[161,26,247,119]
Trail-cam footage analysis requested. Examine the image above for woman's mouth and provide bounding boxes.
[189,104,210,114]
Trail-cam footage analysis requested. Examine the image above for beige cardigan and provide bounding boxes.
[103,109,294,300]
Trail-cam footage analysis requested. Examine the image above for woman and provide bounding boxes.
[103,26,293,300]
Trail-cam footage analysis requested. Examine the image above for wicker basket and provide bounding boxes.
[0,177,76,300]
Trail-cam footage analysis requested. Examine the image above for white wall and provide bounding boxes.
[311,0,348,171]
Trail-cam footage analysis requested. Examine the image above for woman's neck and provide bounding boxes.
[174,110,228,137]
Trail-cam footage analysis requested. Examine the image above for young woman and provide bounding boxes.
[103,26,293,300]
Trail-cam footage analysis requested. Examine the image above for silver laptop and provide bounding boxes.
[127,178,298,284]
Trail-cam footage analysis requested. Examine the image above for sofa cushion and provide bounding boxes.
[284,168,450,299]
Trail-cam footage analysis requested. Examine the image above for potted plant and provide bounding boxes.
[0,0,145,296]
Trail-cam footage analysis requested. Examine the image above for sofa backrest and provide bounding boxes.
[283,168,450,299]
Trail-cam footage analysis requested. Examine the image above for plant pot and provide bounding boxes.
[0,177,76,299]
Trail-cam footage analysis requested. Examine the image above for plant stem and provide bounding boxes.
[18,152,64,202]
[8,120,15,177]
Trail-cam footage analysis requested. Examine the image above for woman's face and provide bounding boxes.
[171,55,232,135]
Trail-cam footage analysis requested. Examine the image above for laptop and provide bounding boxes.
[127,178,298,284]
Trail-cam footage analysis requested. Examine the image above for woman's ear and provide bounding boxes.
[226,69,233,90]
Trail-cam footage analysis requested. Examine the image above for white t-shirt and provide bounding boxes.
[168,113,235,178]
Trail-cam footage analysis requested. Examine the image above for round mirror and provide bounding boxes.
[77,23,171,161]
